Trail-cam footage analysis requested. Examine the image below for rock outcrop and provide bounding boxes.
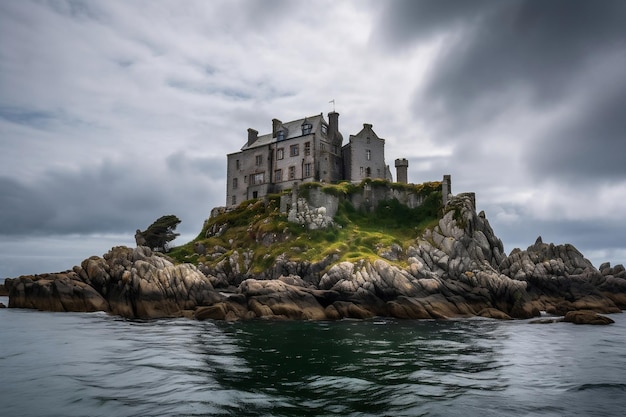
[563,310,615,325]
[287,197,334,230]
[7,246,220,319]
[499,237,625,315]
[6,193,626,323]
[193,193,624,322]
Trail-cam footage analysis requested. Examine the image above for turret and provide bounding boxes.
[442,174,452,205]
[327,111,343,145]
[395,158,409,183]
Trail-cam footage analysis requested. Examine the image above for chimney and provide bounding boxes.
[272,118,282,138]
[328,111,339,136]
[395,158,409,184]
[247,128,258,146]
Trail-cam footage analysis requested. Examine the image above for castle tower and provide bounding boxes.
[442,174,452,205]
[395,158,409,183]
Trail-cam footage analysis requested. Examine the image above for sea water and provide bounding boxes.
[1,296,625,417]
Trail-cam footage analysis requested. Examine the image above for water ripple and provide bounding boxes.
[2,306,626,416]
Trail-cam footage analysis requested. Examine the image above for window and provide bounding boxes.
[236,159,240,169]
[290,144,299,157]
[289,166,296,180]
[304,163,312,177]
[275,169,282,182]
[302,123,312,135]
[277,130,285,141]
[332,145,338,155]
[231,195,236,205]
[366,149,371,161]
[255,155,263,166]
[252,172,264,185]
[232,177,238,189]
[244,175,247,184]
[321,124,328,135]
[277,148,284,160]
[252,191,258,199]
[360,166,364,175]
[366,167,371,177]
[304,142,311,156]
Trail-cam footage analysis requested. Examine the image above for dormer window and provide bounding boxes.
[302,122,312,135]
[321,124,328,135]
[277,130,285,141]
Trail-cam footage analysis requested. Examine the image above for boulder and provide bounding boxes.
[238,279,328,320]
[9,246,220,319]
[563,310,615,325]
[8,273,108,313]
[477,308,513,320]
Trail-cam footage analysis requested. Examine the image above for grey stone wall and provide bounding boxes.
[342,124,387,182]
[283,177,449,229]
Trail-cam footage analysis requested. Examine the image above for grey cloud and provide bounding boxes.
[378,0,626,112]
[375,0,626,183]
[0,157,223,237]
[526,73,626,182]
[375,0,495,47]
[0,107,57,129]
[0,177,50,234]
[45,0,104,21]
[166,151,225,178]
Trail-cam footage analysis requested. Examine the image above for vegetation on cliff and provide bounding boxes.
[169,180,443,273]
[136,214,181,252]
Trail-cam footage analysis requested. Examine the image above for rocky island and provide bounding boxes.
[5,179,625,324]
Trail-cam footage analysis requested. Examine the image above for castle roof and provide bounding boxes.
[240,113,327,151]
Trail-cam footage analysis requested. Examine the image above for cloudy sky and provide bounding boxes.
[1,0,625,278]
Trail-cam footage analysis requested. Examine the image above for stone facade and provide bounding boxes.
[341,123,392,183]
[226,112,393,207]
[279,178,449,230]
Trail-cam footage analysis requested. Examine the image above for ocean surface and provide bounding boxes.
[1,295,625,417]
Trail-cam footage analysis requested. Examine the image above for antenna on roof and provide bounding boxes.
[329,99,335,112]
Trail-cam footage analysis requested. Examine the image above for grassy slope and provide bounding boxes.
[169,180,443,273]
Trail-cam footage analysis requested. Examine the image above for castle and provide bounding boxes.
[226,112,409,207]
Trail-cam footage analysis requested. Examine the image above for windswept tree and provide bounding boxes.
[136,215,181,252]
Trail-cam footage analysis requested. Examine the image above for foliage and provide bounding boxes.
[321,181,359,197]
[138,215,181,252]
[168,182,443,271]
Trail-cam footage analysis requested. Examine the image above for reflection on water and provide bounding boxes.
[203,319,507,416]
[1,299,625,417]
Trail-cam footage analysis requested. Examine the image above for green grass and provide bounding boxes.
[168,181,443,272]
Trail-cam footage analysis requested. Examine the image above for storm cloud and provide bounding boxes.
[375,0,626,180]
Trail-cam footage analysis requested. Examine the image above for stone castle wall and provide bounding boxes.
[282,177,449,230]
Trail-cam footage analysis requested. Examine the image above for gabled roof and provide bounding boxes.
[241,113,327,151]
